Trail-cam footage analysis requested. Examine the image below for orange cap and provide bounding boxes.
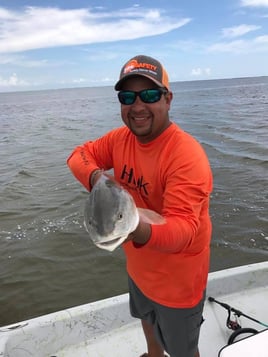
[115,55,170,91]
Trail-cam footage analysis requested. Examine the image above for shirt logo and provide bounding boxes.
[120,164,149,196]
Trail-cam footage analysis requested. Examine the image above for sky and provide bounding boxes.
[0,0,268,92]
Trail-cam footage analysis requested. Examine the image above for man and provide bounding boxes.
[67,55,213,357]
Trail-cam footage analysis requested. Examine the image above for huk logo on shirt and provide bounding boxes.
[120,164,149,196]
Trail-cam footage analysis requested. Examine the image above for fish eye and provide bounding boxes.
[118,213,123,220]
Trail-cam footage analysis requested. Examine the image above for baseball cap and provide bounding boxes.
[115,55,170,91]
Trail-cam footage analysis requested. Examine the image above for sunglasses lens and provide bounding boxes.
[140,89,162,103]
[118,89,166,105]
[118,91,136,105]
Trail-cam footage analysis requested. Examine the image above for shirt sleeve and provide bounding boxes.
[145,137,213,253]
[67,132,115,190]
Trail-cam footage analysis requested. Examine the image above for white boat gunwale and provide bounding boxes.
[0,261,267,357]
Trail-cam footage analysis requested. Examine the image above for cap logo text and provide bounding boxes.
[124,59,157,74]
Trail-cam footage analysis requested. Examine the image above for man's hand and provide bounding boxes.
[90,170,117,188]
[90,169,103,187]
[127,220,152,245]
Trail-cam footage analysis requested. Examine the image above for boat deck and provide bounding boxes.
[51,287,268,357]
[0,262,267,357]
[201,285,268,356]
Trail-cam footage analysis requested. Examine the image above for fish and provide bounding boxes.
[84,174,165,251]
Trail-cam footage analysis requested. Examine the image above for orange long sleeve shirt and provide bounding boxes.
[67,123,213,308]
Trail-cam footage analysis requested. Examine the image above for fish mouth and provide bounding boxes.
[95,236,127,252]
[98,237,122,245]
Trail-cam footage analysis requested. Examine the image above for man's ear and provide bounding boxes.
[165,91,173,105]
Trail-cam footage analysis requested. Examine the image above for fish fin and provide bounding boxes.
[137,208,166,225]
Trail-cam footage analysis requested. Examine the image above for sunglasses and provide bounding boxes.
[118,88,167,105]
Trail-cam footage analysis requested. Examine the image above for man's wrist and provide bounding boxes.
[90,169,103,187]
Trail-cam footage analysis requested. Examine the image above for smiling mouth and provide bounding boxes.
[132,116,150,126]
[134,116,147,121]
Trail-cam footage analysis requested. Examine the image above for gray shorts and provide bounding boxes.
[128,277,205,357]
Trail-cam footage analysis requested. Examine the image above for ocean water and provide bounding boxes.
[0,77,267,326]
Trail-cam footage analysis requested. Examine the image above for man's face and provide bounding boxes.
[119,76,172,143]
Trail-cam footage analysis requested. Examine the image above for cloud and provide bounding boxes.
[208,40,247,53]
[0,54,49,67]
[207,36,268,53]
[255,34,268,42]
[72,78,86,83]
[0,73,28,87]
[221,24,261,38]
[191,68,211,76]
[240,0,268,6]
[0,6,191,54]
